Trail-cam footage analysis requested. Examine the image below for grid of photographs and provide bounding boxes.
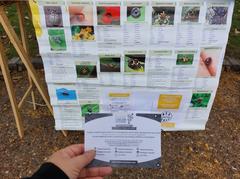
[69,5,95,41]
[33,0,234,131]
[43,6,67,51]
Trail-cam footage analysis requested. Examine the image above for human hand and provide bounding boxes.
[48,144,112,179]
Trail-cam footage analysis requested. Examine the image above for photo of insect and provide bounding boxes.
[206,7,228,25]
[124,54,145,73]
[81,104,100,117]
[56,88,77,101]
[190,93,211,108]
[61,90,70,96]
[76,64,97,78]
[44,6,63,27]
[204,57,212,66]
[176,54,194,65]
[100,57,121,72]
[50,36,62,45]
[48,29,67,51]
[71,26,95,41]
[152,7,175,25]
[181,6,200,23]
[128,59,142,70]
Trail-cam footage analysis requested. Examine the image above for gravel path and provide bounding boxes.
[0,70,239,179]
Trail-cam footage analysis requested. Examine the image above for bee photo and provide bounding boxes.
[124,54,145,73]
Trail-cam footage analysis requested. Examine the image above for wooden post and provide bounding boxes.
[0,40,24,138]
[0,6,53,115]
[0,3,67,137]
[17,2,36,110]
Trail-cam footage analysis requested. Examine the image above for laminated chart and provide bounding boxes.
[30,0,234,131]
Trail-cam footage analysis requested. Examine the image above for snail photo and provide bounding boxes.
[127,6,145,22]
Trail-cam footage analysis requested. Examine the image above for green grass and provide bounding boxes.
[226,0,240,58]
[0,2,239,60]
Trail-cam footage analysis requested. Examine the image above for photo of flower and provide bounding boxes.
[206,7,228,25]
[44,6,63,27]
[97,6,120,25]
[124,54,145,73]
[71,26,95,41]
[152,6,175,25]
[48,29,67,51]
[181,6,200,23]
[76,64,97,78]
[176,54,194,65]
[69,5,93,25]
[127,6,145,22]
[190,93,211,108]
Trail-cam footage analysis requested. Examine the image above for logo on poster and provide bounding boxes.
[161,111,173,122]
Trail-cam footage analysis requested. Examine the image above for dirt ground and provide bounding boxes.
[0,69,240,179]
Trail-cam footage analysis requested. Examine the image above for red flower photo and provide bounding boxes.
[97,6,120,25]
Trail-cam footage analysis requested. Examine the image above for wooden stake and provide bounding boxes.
[0,6,53,115]
[17,2,36,110]
[0,40,24,139]
[0,4,68,137]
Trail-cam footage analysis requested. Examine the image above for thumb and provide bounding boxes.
[72,150,96,170]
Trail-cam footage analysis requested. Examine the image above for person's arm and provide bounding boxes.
[23,144,112,179]
[23,162,69,179]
